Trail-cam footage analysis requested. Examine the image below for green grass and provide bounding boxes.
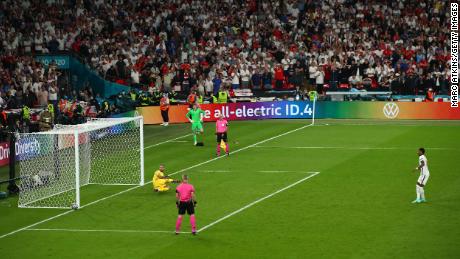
[1,119,459,258]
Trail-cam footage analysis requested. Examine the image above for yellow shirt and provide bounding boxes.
[153,170,165,184]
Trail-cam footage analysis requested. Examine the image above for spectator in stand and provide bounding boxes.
[240,65,251,89]
[274,64,284,89]
[251,69,263,90]
[0,93,6,107]
[314,66,325,94]
[6,91,17,109]
[212,74,223,96]
[48,83,58,109]
[263,68,273,90]
[231,71,240,90]
[308,61,318,86]
[163,70,174,92]
[197,77,205,97]
[15,89,24,107]
[116,56,127,81]
[23,88,37,108]
[37,86,49,107]
[204,75,214,96]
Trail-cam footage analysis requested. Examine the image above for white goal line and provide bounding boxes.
[0,122,314,239]
[25,228,187,234]
[23,172,320,235]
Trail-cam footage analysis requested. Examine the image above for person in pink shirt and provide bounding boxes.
[215,114,229,156]
[175,175,197,235]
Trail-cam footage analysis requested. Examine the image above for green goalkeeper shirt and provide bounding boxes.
[186,108,205,124]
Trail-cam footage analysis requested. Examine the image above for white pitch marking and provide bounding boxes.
[258,170,290,173]
[197,172,320,233]
[143,133,192,150]
[87,183,139,186]
[26,228,189,234]
[27,172,320,235]
[200,170,232,173]
[253,146,454,151]
[195,170,314,174]
[0,122,314,239]
[257,170,312,173]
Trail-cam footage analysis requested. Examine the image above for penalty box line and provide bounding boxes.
[0,123,313,239]
[25,228,189,234]
[25,172,320,235]
[143,133,193,150]
[197,172,320,233]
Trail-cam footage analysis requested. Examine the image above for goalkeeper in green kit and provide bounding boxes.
[186,103,205,146]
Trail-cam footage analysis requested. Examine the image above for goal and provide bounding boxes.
[17,116,144,209]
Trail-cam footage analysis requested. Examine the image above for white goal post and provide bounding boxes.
[17,116,144,209]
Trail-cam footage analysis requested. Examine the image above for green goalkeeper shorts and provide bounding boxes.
[192,122,203,132]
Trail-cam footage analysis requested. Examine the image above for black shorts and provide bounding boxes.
[178,201,195,215]
[216,132,228,142]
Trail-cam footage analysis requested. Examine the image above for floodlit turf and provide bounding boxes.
[0,119,459,258]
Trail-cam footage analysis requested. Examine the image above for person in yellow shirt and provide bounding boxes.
[153,165,179,192]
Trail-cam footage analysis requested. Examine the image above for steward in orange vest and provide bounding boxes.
[425,88,434,102]
[160,94,170,126]
[187,91,197,108]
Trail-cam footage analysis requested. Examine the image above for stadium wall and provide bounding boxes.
[137,101,460,124]
[35,54,130,98]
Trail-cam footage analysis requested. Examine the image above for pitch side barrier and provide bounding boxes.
[136,101,460,125]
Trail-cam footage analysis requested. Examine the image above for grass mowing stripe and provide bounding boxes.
[26,228,186,234]
[197,172,320,233]
[316,119,460,125]
[25,172,319,234]
[0,210,75,239]
[254,146,454,150]
[196,170,313,173]
[0,122,314,239]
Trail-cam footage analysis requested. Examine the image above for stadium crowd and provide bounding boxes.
[0,0,452,113]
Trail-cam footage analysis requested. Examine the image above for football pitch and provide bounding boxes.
[0,119,459,258]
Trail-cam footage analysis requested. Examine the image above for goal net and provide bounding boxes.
[17,116,144,209]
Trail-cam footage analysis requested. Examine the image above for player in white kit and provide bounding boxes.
[413,148,430,203]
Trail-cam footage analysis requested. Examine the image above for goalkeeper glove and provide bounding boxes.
[193,200,197,207]
[176,201,179,208]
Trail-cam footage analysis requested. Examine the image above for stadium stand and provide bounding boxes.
[0,0,452,111]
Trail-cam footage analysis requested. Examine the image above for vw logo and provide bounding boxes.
[383,102,399,119]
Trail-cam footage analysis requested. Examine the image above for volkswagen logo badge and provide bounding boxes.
[383,102,399,119]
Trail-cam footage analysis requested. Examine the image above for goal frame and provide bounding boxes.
[17,116,145,209]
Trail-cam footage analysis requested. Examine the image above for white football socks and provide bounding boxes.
[419,187,425,200]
